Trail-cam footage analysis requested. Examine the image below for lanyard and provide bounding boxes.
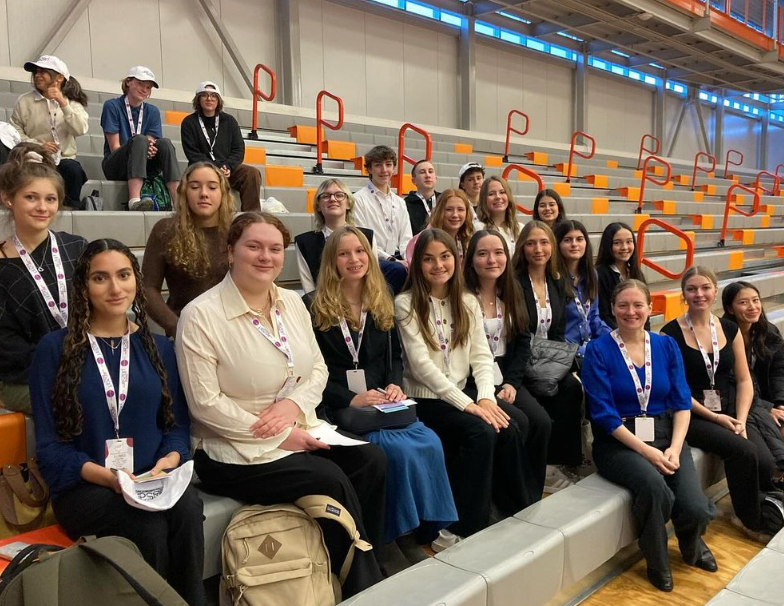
[249,308,295,376]
[416,192,434,217]
[529,276,552,338]
[124,98,143,135]
[611,329,652,413]
[88,326,131,438]
[369,183,395,235]
[430,297,451,375]
[571,277,591,345]
[44,98,61,164]
[338,311,367,369]
[685,313,719,388]
[480,296,503,357]
[198,115,220,161]
[456,239,464,262]
[13,231,68,328]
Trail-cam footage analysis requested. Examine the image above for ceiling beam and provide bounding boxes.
[587,35,643,53]
[533,13,596,35]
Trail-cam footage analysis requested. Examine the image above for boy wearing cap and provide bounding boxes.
[100,66,181,211]
[10,55,89,206]
[180,81,262,211]
[458,162,484,210]
[404,159,440,235]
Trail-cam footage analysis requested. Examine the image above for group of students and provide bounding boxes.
[3,114,784,603]
[0,55,263,212]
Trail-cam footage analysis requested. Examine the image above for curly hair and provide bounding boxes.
[165,162,233,279]
[430,189,474,253]
[52,239,175,441]
[311,226,395,332]
[476,177,521,241]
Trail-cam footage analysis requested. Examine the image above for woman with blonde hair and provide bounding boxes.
[475,177,522,254]
[306,225,456,570]
[405,189,474,265]
[142,161,233,337]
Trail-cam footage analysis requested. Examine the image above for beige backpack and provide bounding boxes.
[221,495,372,606]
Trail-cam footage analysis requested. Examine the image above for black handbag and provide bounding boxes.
[524,336,578,398]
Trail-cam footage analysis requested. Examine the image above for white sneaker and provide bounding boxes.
[431,529,462,553]
[544,465,576,494]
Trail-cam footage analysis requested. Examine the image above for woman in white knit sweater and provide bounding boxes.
[395,228,530,551]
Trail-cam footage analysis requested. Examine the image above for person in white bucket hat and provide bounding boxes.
[99,66,181,211]
[9,55,89,207]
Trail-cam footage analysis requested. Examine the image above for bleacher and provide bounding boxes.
[2,73,784,605]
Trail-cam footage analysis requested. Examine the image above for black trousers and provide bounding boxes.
[0,142,9,165]
[102,135,181,183]
[57,158,87,206]
[593,417,715,572]
[194,442,386,599]
[53,482,207,606]
[508,384,552,501]
[527,373,584,466]
[416,392,530,537]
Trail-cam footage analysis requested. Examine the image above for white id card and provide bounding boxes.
[346,369,368,394]
[105,438,134,471]
[634,416,655,442]
[275,375,300,402]
[493,362,504,386]
[703,389,722,412]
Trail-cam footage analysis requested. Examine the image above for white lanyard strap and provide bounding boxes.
[417,193,434,217]
[88,326,131,438]
[13,231,68,328]
[249,307,295,375]
[370,184,395,234]
[430,298,451,374]
[685,313,719,388]
[198,115,220,161]
[124,98,143,135]
[339,311,367,369]
[480,296,503,357]
[611,329,652,413]
[456,239,464,262]
[573,283,591,345]
[45,99,62,165]
[529,277,552,338]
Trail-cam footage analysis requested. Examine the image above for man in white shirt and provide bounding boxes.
[404,160,440,235]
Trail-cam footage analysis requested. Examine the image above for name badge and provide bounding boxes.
[105,438,134,471]
[275,375,301,402]
[346,369,368,394]
[635,416,655,442]
[703,389,722,412]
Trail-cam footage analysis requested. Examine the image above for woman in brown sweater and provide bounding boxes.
[142,162,234,336]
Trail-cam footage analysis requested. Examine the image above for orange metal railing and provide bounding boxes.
[396,123,432,191]
[637,134,661,170]
[637,218,695,280]
[774,164,784,195]
[724,149,744,178]
[503,110,530,163]
[754,170,781,196]
[565,131,596,184]
[502,164,543,215]
[313,90,345,174]
[636,155,672,213]
[691,151,716,191]
[719,183,761,246]
[249,64,277,140]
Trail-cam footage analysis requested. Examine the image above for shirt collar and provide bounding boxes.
[322,226,333,239]
[33,91,46,102]
[367,181,391,198]
[219,272,286,320]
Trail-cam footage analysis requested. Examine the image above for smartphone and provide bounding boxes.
[0,541,31,561]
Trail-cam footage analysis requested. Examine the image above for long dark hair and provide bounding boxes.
[31,70,88,106]
[595,222,646,282]
[51,239,175,440]
[722,281,777,361]
[554,220,598,300]
[464,229,529,339]
[533,189,567,225]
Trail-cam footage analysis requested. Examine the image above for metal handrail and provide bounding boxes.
[503,110,530,163]
[565,131,596,184]
[719,183,761,246]
[313,90,344,174]
[397,124,432,191]
[774,164,784,195]
[724,149,744,178]
[249,64,276,140]
[691,152,716,191]
[637,218,695,280]
[754,170,781,196]
[636,155,672,213]
[637,134,661,170]
[501,164,543,215]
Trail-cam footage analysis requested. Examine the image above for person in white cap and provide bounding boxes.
[458,161,485,210]
[9,55,89,207]
[180,81,262,211]
[100,66,181,211]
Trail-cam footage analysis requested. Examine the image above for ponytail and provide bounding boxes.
[61,76,88,106]
[0,142,64,202]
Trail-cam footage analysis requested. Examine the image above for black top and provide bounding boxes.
[295,227,375,293]
[404,190,440,235]
[0,231,87,384]
[303,293,403,412]
[517,271,567,342]
[596,264,650,331]
[498,330,532,390]
[180,111,245,171]
[751,326,784,407]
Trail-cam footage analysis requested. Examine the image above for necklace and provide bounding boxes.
[98,336,120,353]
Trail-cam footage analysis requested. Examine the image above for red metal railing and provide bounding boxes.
[754,170,781,196]
[723,149,744,179]
[565,131,596,184]
[249,64,277,140]
[719,183,761,246]
[636,155,672,213]
[313,90,344,174]
[396,123,432,191]
[690,151,716,191]
[637,218,695,280]
[774,164,784,195]
[501,164,543,216]
[637,134,661,170]
[503,110,530,163]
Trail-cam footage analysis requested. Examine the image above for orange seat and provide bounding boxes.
[325,140,356,160]
[243,147,267,165]
[264,165,303,188]
[0,525,73,573]
[485,155,503,167]
[287,125,323,145]
[0,411,26,468]
[164,110,189,126]
[454,143,473,154]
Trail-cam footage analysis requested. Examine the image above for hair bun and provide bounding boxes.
[25,151,44,164]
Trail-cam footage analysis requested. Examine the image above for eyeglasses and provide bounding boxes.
[318,192,347,202]
[201,93,219,100]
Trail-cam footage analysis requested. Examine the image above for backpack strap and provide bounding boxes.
[294,495,372,585]
[20,548,61,606]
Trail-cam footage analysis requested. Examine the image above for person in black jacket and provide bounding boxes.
[404,160,440,235]
[180,81,262,211]
[464,229,551,501]
[596,222,648,330]
[513,220,584,479]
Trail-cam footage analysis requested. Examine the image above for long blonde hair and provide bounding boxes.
[311,226,395,332]
[431,189,474,253]
[166,162,234,279]
[477,177,520,240]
